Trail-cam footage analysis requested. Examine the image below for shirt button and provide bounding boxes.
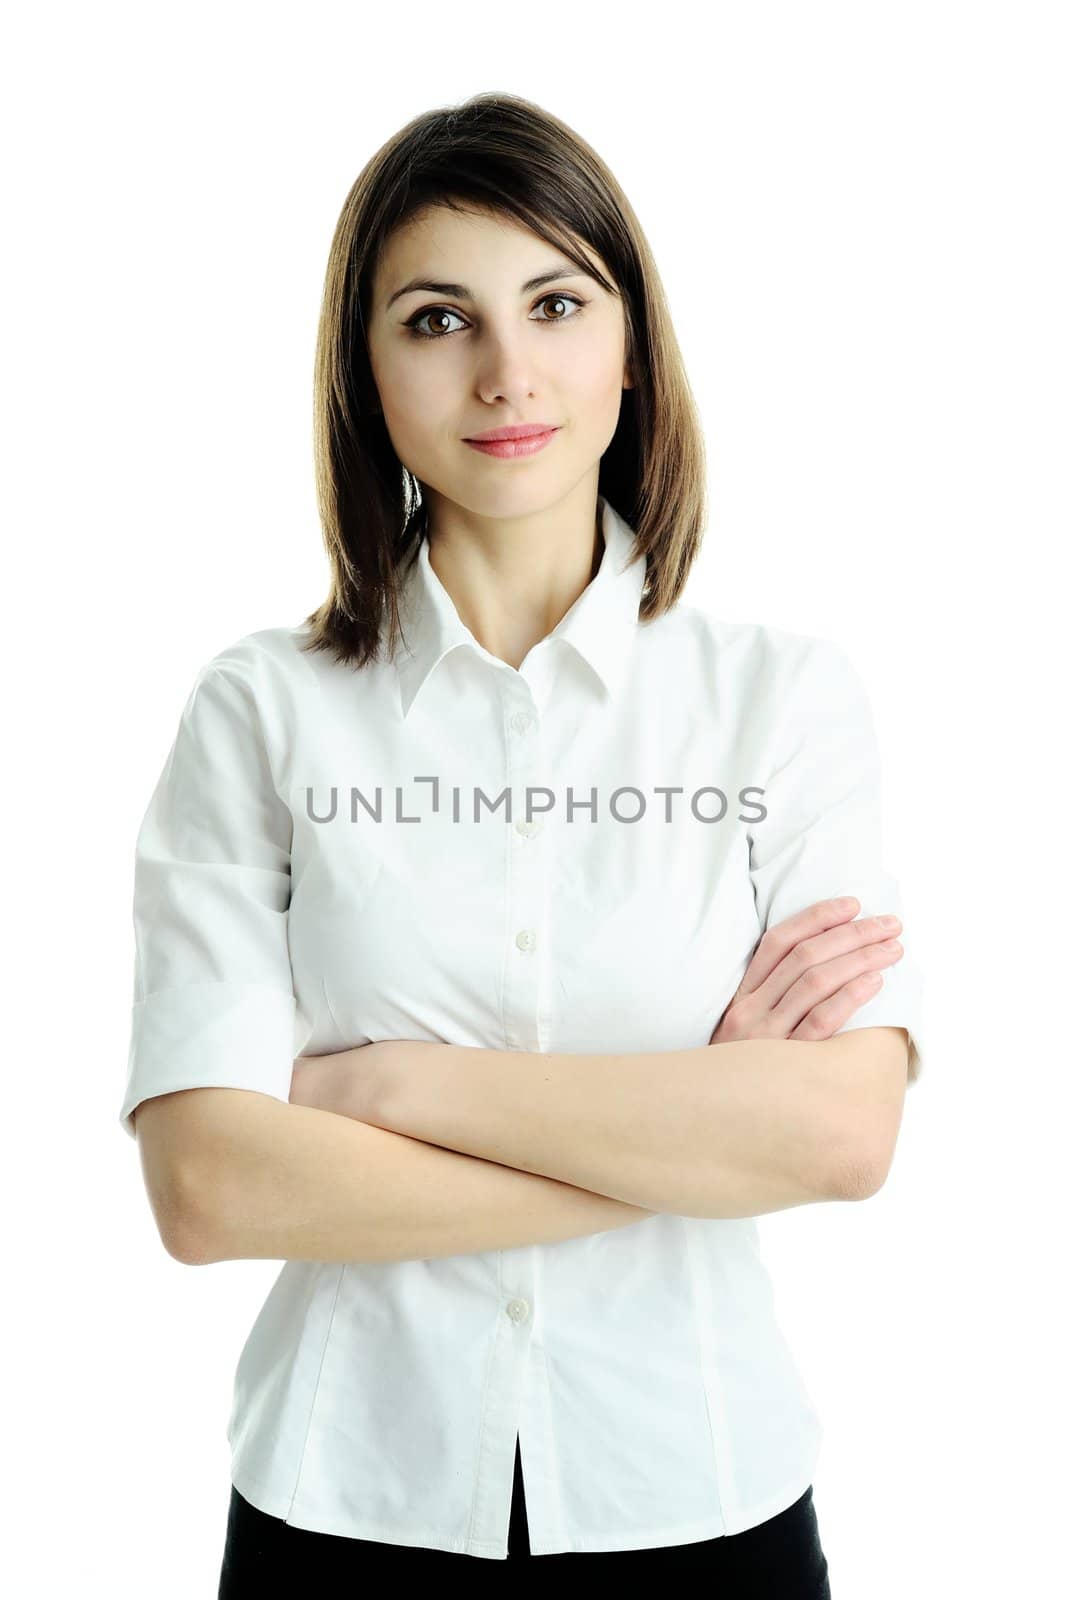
[510,711,533,735]
[507,1299,530,1323]
[515,928,537,952]
[515,819,540,837]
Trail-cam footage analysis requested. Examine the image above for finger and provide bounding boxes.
[788,969,896,1042]
[756,916,903,1012]
[766,940,903,1036]
[710,1000,795,1047]
[736,897,862,996]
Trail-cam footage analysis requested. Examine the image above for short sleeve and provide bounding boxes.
[119,657,299,1139]
[747,637,926,1085]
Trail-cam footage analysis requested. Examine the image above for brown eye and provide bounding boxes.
[531,293,585,324]
[421,309,465,337]
[403,291,586,341]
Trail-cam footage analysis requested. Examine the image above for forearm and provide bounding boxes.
[362,1038,855,1219]
[185,1091,656,1266]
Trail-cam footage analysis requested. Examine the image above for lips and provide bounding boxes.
[464,428,560,460]
[464,424,560,442]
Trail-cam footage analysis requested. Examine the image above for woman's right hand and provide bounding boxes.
[709,897,904,1045]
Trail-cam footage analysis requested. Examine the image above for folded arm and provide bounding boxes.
[295,1028,908,1220]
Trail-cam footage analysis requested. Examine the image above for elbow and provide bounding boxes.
[161,1222,208,1266]
[131,1089,249,1265]
[817,1029,910,1200]
[165,1211,217,1266]
[169,1173,226,1264]
[153,1167,221,1266]
[831,1117,905,1201]
[828,1145,890,1201]
[817,1110,894,1202]
[826,1121,898,1200]
[137,1170,211,1265]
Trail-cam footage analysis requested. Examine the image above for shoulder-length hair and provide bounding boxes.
[301,89,707,670]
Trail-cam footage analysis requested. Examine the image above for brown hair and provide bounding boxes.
[301,89,707,670]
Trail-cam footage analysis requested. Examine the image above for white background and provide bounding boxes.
[4,2,1061,1593]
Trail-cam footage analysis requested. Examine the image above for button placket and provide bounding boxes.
[502,693,546,1055]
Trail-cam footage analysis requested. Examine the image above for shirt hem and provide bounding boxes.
[229,1450,823,1560]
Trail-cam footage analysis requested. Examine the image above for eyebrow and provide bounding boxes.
[385,266,591,312]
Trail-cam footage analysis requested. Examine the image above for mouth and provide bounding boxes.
[463,427,561,460]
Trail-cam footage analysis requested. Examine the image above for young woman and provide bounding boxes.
[121,91,924,1592]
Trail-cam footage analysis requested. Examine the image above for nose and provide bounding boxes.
[471,328,540,407]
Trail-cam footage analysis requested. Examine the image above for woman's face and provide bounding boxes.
[366,205,633,520]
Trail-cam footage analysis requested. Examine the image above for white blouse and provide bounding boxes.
[120,493,924,1558]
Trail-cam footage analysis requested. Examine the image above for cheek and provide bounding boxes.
[378,363,452,455]
[566,353,627,446]
[567,334,626,404]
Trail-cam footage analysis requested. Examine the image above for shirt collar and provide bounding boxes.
[393,494,647,719]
